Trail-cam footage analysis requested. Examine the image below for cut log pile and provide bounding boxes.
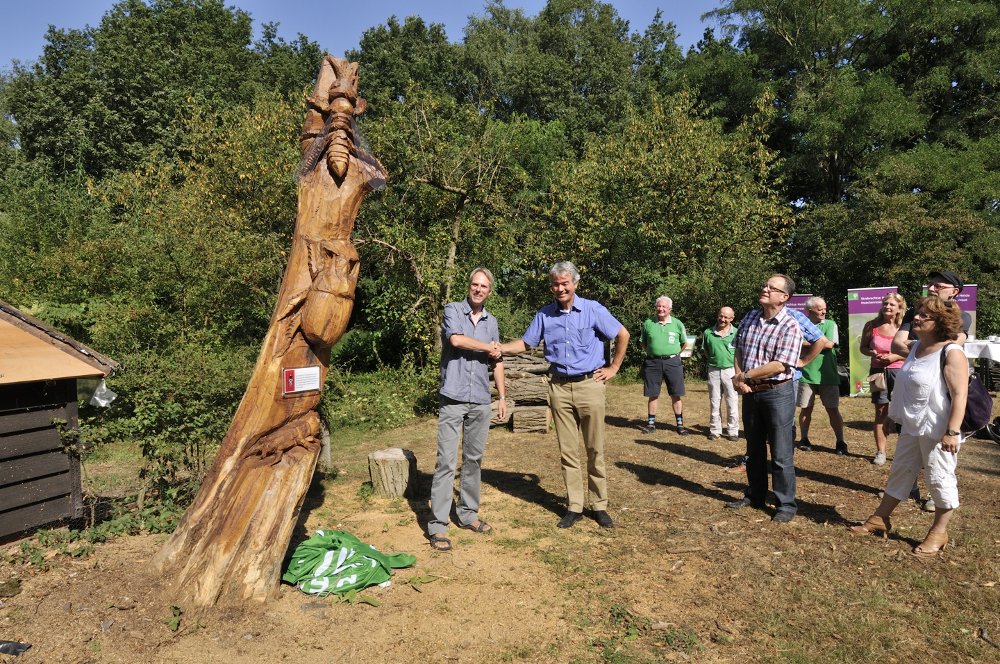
[490,346,551,433]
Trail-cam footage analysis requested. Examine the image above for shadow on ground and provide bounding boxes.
[482,468,565,516]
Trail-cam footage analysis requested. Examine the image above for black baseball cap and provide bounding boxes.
[927,270,964,292]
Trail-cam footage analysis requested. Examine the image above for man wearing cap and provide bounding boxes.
[639,296,688,435]
[726,274,803,524]
[499,261,630,529]
[892,270,970,355]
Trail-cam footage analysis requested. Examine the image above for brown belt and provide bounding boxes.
[747,378,792,393]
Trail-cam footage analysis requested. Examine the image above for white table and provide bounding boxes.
[965,341,1000,362]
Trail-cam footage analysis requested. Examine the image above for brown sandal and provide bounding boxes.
[848,515,891,539]
[429,534,452,552]
[461,520,493,534]
[912,530,948,558]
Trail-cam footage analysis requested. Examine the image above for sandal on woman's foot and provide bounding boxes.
[912,530,948,558]
[462,520,493,534]
[848,515,891,539]
[429,534,452,551]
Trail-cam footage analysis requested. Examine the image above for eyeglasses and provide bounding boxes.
[762,283,788,295]
[928,282,957,291]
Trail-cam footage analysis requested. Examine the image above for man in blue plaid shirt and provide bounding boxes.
[726,274,804,523]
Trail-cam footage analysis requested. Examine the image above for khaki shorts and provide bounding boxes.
[797,382,840,409]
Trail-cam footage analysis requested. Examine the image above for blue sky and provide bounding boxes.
[0,1,725,71]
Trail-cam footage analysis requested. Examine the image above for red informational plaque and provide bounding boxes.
[281,366,321,396]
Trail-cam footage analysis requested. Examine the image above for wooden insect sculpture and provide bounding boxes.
[153,56,387,607]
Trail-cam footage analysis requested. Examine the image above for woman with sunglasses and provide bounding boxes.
[859,293,907,465]
[849,297,968,557]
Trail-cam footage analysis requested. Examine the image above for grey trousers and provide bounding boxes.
[428,397,492,536]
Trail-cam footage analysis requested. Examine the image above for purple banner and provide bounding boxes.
[787,294,812,314]
[922,283,978,336]
[847,287,897,316]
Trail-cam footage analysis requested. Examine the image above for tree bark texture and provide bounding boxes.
[153,56,387,608]
[512,406,551,433]
[490,375,549,404]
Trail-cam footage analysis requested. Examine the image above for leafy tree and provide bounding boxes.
[347,15,466,116]
[0,90,303,483]
[675,30,764,129]
[354,87,568,362]
[707,0,926,204]
[463,0,647,149]
[3,0,319,177]
[789,190,1000,334]
[543,91,792,342]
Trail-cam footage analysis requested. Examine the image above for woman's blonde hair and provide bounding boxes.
[878,292,906,327]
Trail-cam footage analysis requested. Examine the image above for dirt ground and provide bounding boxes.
[3,381,1000,663]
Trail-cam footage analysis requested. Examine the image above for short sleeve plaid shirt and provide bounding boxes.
[734,306,803,382]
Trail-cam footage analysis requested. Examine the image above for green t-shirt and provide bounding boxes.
[642,317,686,356]
[701,326,736,369]
[800,319,839,385]
[283,530,416,596]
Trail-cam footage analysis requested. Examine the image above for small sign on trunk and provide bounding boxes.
[282,366,321,396]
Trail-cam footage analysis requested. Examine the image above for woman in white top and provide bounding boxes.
[849,297,968,557]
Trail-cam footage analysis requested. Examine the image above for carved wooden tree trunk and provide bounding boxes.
[152,56,386,607]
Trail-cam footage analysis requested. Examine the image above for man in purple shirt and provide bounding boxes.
[500,261,630,529]
[726,274,804,523]
[427,268,507,552]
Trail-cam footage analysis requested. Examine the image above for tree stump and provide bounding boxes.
[368,448,417,498]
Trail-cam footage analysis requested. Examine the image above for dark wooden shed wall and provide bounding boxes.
[0,380,83,540]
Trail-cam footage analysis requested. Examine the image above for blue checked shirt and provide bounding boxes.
[785,308,825,381]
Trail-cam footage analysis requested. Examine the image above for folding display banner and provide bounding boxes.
[847,287,898,397]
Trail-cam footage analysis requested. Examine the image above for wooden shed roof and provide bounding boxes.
[0,299,118,386]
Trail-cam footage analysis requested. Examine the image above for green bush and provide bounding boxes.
[319,366,439,431]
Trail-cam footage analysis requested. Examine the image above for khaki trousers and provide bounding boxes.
[548,379,608,511]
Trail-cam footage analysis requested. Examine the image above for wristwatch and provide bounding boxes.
[945,429,960,436]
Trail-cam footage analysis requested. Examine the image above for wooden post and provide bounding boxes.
[152,56,387,608]
[368,448,417,498]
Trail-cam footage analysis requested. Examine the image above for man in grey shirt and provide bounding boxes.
[428,267,507,552]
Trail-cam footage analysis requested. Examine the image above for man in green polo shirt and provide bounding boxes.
[701,306,739,441]
[640,296,687,435]
[796,296,847,454]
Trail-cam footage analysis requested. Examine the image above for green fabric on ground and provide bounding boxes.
[282,530,416,596]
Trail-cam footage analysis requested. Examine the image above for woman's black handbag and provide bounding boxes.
[941,344,994,435]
